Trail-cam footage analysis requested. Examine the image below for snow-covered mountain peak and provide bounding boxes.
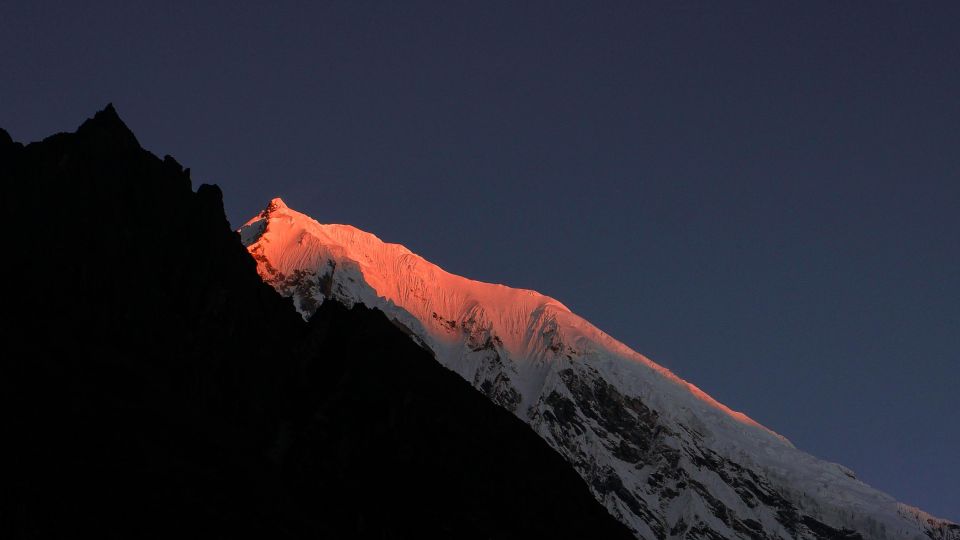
[240,199,774,435]
[244,199,412,258]
[266,196,288,211]
[238,198,958,540]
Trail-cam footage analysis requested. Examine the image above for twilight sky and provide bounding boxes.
[2,1,957,520]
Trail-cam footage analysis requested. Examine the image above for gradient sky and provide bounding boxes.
[2,1,957,520]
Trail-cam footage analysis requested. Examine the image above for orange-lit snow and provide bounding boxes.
[243,197,772,435]
[239,198,959,539]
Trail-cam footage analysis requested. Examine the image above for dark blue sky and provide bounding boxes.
[3,1,957,520]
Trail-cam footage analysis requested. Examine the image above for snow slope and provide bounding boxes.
[240,198,957,540]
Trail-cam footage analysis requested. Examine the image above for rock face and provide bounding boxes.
[1,107,634,539]
[240,199,958,540]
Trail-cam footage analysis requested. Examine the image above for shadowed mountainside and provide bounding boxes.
[1,106,633,539]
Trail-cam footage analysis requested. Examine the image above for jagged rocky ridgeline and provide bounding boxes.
[2,106,635,539]
[240,197,959,540]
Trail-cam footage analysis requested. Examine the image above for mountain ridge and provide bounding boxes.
[241,196,957,540]
[2,106,634,539]
[243,197,780,436]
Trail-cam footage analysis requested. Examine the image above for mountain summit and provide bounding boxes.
[241,199,958,540]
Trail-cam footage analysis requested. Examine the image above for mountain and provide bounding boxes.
[240,198,958,540]
[1,107,634,539]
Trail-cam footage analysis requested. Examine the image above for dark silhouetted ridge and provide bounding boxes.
[74,102,141,150]
[1,107,632,539]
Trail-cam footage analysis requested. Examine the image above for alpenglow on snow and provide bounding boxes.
[239,198,958,540]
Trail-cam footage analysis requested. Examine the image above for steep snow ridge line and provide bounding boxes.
[239,198,957,540]
[242,198,776,439]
